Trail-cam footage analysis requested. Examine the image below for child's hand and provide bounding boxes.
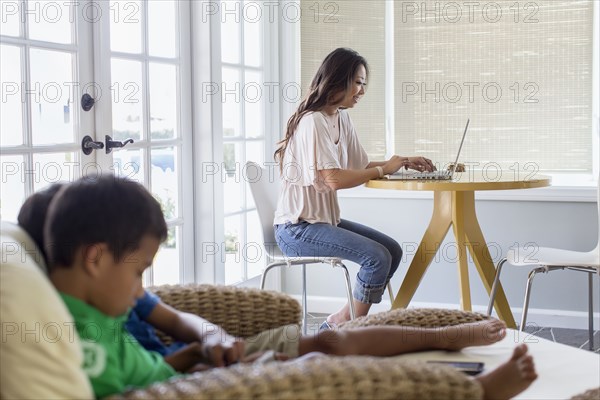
[241,351,290,363]
[163,342,204,372]
[186,362,213,373]
[202,334,246,367]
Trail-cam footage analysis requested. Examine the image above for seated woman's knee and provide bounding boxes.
[392,241,403,260]
[383,241,402,278]
[368,245,393,270]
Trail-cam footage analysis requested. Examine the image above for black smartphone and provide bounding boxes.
[426,361,485,376]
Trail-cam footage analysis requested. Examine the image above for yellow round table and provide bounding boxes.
[366,171,552,328]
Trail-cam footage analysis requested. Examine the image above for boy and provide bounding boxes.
[44,177,176,397]
[43,177,537,399]
[19,182,270,372]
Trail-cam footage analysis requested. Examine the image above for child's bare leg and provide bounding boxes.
[475,344,537,400]
[327,300,372,325]
[444,319,507,351]
[299,319,507,356]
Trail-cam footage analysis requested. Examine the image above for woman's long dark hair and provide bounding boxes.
[274,48,369,169]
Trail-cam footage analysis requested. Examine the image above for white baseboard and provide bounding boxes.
[291,295,600,331]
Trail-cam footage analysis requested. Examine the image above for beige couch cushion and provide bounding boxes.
[0,222,93,399]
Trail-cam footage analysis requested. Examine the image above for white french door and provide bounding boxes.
[93,1,194,286]
[213,0,280,286]
[1,0,194,286]
[1,0,95,219]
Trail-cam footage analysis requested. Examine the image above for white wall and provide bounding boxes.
[282,194,599,329]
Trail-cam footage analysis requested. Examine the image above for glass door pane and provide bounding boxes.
[148,1,176,58]
[151,147,179,220]
[29,49,75,145]
[32,152,78,191]
[0,1,95,222]
[111,59,143,141]
[112,148,145,184]
[153,226,180,285]
[219,1,269,285]
[0,155,26,221]
[1,45,24,146]
[96,0,192,286]
[149,63,177,140]
[109,0,142,54]
[224,214,244,284]
[28,0,74,44]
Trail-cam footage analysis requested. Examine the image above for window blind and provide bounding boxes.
[394,0,594,173]
[300,0,387,159]
[300,0,594,173]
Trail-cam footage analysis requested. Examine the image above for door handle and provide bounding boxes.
[81,93,95,111]
[81,135,104,155]
[105,135,134,154]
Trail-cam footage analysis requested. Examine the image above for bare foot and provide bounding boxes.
[323,315,340,328]
[442,319,507,351]
[476,344,538,400]
[327,309,350,325]
[328,301,371,325]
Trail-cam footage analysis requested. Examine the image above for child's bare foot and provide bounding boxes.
[442,319,507,351]
[476,344,538,400]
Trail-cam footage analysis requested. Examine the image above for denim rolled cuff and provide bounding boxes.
[352,281,387,304]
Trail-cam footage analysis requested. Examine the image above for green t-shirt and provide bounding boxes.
[59,293,178,398]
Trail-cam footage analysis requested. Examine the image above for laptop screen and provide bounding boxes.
[449,119,470,176]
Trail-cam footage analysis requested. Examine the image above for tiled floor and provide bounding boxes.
[304,313,600,353]
[522,325,600,353]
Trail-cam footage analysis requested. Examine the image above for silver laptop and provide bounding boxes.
[387,119,470,180]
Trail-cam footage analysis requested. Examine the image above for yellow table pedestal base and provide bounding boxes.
[392,191,517,328]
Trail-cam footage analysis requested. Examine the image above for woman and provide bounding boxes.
[273,48,436,328]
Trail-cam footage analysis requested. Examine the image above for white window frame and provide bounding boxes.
[281,0,599,203]
[0,1,95,210]
[93,0,195,285]
[191,1,281,285]
[191,0,219,283]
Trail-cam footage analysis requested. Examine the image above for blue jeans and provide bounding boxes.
[274,219,402,304]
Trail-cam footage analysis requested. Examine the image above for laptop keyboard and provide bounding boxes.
[391,170,452,180]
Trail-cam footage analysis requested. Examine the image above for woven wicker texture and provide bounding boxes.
[111,355,484,400]
[338,307,489,330]
[114,285,596,400]
[571,388,600,400]
[149,284,301,339]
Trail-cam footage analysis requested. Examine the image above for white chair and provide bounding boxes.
[245,161,393,334]
[487,177,600,349]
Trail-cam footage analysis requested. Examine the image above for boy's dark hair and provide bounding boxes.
[44,176,168,269]
[17,183,66,263]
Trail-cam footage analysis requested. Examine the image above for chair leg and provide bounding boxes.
[588,272,594,350]
[260,261,288,290]
[487,258,507,316]
[335,261,356,320]
[259,268,269,290]
[301,264,308,335]
[387,282,394,306]
[520,267,546,331]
